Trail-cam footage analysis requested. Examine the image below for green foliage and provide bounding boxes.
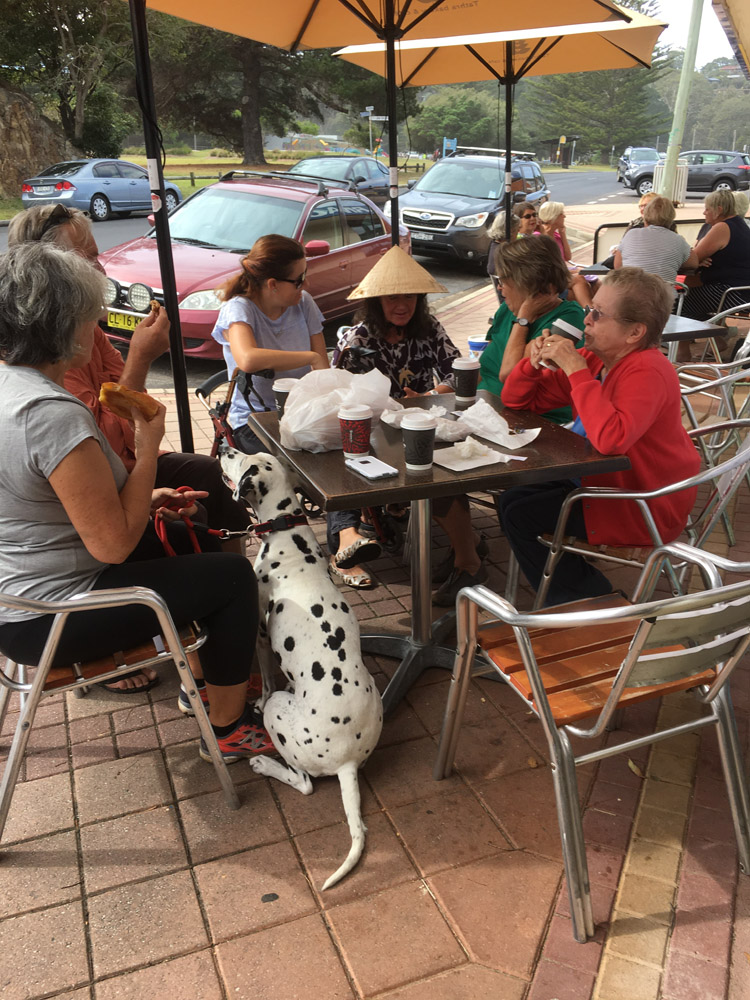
[164,144,192,156]
[80,84,136,157]
[297,120,320,135]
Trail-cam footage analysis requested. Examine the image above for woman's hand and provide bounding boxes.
[538,334,587,376]
[518,291,562,324]
[150,488,208,521]
[528,335,546,370]
[130,399,166,458]
[309,351,329,371]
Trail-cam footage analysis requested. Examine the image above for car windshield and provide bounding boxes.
[414,160,504,199]
[37,162,86,177]
[163,187,305,252]
[290,159,351,181]
[632,149,659,162]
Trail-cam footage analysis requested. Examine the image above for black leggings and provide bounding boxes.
[0,553,257,687]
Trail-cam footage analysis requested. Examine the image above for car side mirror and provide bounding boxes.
[353,175,366,184]
[407,179,417,190]
[304,240,330,257]
[512,191,526,203]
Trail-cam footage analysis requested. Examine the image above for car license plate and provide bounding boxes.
[107,311,140,332]
[412,231,433,240]
[35,186,53,194]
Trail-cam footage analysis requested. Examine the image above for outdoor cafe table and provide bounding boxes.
[661,314,724,363]
[247,391,629,714]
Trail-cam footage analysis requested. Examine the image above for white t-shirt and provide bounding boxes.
[211,291,324,429]
[618,226,691,285]
[0,366,128,622]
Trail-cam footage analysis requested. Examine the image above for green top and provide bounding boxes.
[478,298,586,424]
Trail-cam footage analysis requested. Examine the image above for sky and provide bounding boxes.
[655,0,735,68]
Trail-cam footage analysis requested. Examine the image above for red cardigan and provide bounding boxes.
[501,348,699,546]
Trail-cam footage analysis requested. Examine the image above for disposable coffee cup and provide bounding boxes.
[467,337,489,358]
[272,377,297,416]
[338,404,373,458]
[540,319,582,370]
[452,356,481,403]
[402,411,437,471]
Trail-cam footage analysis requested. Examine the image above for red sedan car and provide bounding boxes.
[100,171,410,360]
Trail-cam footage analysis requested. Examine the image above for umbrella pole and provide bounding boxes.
[385,0,400,247]
[504,42,513,242]
[128,0,194,453]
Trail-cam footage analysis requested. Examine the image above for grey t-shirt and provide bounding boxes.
[0,366,128,623]
[210,291,324,429]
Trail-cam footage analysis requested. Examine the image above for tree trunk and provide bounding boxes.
[238,39,266,166]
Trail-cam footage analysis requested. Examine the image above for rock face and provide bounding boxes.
[0,86,77,198]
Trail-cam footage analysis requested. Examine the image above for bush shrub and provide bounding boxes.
[165,145,192,156]
[209,148,235,157]
[123,146,146,156]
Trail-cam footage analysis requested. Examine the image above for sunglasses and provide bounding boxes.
[584,304,622,324]
[39,204,76,239]
[276,271,307,289]
[521,213,537,220]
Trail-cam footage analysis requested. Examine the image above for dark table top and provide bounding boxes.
[247,391,630,512]
[661,314,723,342]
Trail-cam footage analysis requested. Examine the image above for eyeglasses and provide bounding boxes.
[521,213,537,220]
[584,304,622,324]
[39,204,76,239]
[275,271,307,289]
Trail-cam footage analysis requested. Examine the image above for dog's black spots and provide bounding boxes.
[326,627,345,651]
[292,533,313,555]
[356,733,361,739]
[311,604,324,618]
[338,650,346,662]
[266,599,274,614]
[278,550,284,556]
[321,621,331,633]
[277,732,287,746]
[284,636,295,652]
[325,737,330,742]
[304,738,313,745]
[318,754,324,758]
[305,556,316,564]
[274,651,282,665]
[270,561,280,570]
[302,690,307,698]
[304,727,309,733]
[354,680,359,686]
[285,670,293,681]
[331,667,342,682]
[275,602,284,614]
[311,707,316,714]
[257,480,269,498]
[332,683,343,697]
[340,601,349,613]
[331,602,338,610]
[261,574,269,584]
[365,686,371,693]
[260,541,269,556]
[277,497,292,510]
[343,716,351,724]
[261,892,279,903]
[311,662,325,681]
[264,463,273,472]
[247,464,260,477]
[331,716,340,724]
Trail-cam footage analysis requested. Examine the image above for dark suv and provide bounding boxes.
[386,150,549,267]
[616,147,659,186]
[620,147,750,197]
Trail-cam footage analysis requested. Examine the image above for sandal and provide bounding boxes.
[97,669,160,695]
[334,536,382,569]
[328,559,375,590]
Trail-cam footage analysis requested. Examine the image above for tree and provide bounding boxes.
[0,1,133,148]
[405,86,528,153]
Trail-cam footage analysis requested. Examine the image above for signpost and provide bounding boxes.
[361,105,375,153]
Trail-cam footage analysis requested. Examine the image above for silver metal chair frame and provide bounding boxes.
[0,585,241,841]
[434,543,750,942]
[531,421,750,610]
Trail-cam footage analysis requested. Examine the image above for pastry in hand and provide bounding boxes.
[150,299,161,315]
[99,382,160,421]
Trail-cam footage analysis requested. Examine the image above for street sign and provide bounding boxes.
[371,116,388,121]
[559,135,567,144]
[360,111,370,117]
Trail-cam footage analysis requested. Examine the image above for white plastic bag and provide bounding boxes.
[280,368,399,452]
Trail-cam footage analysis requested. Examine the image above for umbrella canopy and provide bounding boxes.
[335,6,665,235]
[124,0,633,448]
[712,1,750,78]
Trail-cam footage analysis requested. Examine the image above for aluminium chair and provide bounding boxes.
[434,542,750,942]
[0,585,241,842]
[531,420,750,610]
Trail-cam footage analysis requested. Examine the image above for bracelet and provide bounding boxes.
[428,389,439,395]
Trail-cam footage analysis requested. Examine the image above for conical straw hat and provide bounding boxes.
[348,245,447,299]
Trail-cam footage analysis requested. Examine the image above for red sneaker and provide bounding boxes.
[199,706,276,764]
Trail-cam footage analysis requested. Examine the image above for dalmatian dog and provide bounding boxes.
[220,448,383,889]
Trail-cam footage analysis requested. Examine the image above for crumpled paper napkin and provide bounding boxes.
[380,404,469,442]
[455,398,540,451]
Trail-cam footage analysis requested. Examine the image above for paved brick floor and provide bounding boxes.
[2,283,750,1000]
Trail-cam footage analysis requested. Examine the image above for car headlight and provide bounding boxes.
[455,212,489,229]
[383,201,391,218]
[103,277,120,307]
[180,289,222,311]
[127,282,153,313]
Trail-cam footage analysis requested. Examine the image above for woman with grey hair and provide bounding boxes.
[682,188,750,322]
[486,211,521,277]
[537,201,572,261]
[0,243,274,762]
[614,195,697,284]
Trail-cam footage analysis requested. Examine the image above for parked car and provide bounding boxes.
[616,147,659,185]
[387,150,549,267]
[286,155,389,204]
[620,148,750,197]
[21,159,182,221]
[99,171,409,360]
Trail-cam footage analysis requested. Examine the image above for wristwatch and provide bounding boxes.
[515,317,530,328]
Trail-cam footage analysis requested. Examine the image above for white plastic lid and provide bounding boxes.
[550,319,581,341]
[452,357,481,370]
[273,377,298,391]
[401,411,438,430]
[338,404,373,420]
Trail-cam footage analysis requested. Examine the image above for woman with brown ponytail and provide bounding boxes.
[211,234,329,454]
